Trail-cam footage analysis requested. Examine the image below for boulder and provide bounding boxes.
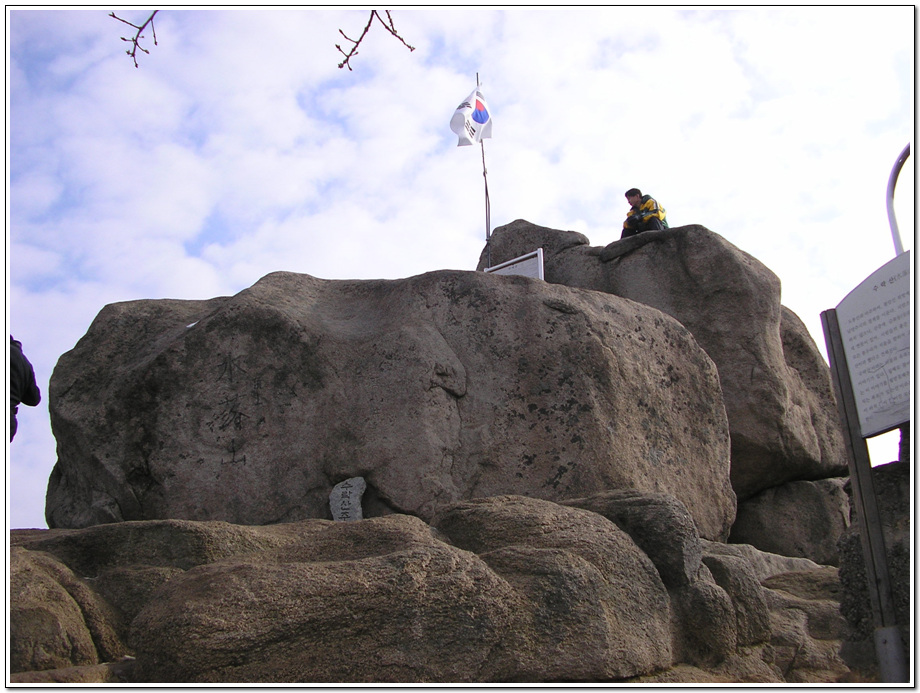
[9,546,129,673]
[9,658,136,684]
[431,495,672,680]
[13,498,674,683]
[47,269,735,539]
[129,514,525,683]
[560,489,702,587]
[701,540,822,582]
[701,552,771,647]
[666,567,739,667]
[761,567,852,683]
[729,478,849,566]
[477,220,847,499]
[9,501,867,683]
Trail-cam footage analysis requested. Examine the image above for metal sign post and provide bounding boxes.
[821,309,908,682]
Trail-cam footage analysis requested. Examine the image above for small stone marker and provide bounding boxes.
[330,477,366,522]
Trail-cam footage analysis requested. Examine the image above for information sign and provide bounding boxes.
[835,251,911,437]
[484,248,544,280]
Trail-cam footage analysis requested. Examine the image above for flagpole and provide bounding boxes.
[481,139,491,268]
[477,73,492,268]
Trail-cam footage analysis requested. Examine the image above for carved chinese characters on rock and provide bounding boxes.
[206,347,259,468]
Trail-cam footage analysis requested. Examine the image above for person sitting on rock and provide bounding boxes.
[10,335,41,442]
[621,188,668,239]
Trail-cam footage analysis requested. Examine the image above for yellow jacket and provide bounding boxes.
[624,195,668,230]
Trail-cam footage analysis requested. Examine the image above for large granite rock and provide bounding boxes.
[47,268,735,539]
[9,495,864,684]
[9,546,129,673]
[477,221,847,499]
[761,567,852,683]
[730,478,850,566]
[561,489,702,588]
[430,495,673,680]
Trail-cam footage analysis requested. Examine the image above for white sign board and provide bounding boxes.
[484,248,544,280]
[835,251,911,437]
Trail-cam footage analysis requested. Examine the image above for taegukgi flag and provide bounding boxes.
[450,87,493,146]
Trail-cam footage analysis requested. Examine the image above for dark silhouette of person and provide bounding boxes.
[10,336,41,441]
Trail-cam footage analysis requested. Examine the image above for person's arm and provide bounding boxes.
[642,197,665,223]
[22,369,41,407]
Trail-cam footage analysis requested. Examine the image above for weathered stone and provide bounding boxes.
[47,268,735,539]
[477,220,848,499]
[701,540,821,582]
[432,495,673,679]
[9,505,869,683]
[730,478,849,566]
[762,568,849,641]
[10,518,314,576]
[762,568,852,683]
[701,553,771,647]
[9,657,136,684]
[9,547,128,674]
[561,489,702,587]
[666,566,738,666]
[330,476,366,522]
[128,514,525,683]
[628,652,784,684]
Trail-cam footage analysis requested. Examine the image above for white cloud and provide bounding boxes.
[8,7,913,529]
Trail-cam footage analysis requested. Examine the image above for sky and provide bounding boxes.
[6,7,915,530]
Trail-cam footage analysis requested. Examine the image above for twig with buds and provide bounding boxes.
[110,10,159,68]
[336,10,415,71]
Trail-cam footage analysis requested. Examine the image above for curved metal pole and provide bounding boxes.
[886,144,910,256]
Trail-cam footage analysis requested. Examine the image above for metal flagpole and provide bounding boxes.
[481,138,491,268]
[477,73,492,268]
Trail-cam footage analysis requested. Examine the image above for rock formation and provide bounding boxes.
[729,478,849,566]
[477,221,848,502]
[10,494,857,683]
[17,219,892,683]
[47,267,735,539]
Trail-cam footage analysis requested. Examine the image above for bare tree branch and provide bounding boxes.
[336,10,415,71]
[109,10,414,71]
[110,10,159,68]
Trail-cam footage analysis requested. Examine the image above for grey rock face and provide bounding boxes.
[9,498,863,683]
[431,495,673,680]
[761,567,852,683]
[478,220,848,499]
[9,546,129,673]
[561,489,702,588]
[730,478,850,566]
[47,269,735,539]
[701,540,822,582]
[701,552,771,647]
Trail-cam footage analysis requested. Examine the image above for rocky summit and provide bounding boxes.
[47,259,736,538]
[11,221,908,683]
